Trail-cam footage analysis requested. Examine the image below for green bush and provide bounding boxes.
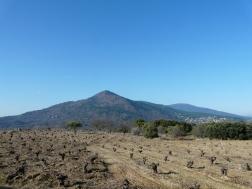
[180,123,193,133]
[169,125,187,137]
[153,119,181,127]
[143,123,158,139]
[135,119,146,128]
[192,122,252,140]
[66,121,82,133]
[133,119,193,138]
[157,126,166,135]
[246,124,252,139]
[192,125,207,138]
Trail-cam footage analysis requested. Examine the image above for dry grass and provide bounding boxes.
[0,129,252,189]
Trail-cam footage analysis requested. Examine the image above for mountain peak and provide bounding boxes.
[96,90,117,96]
[90,90,126,102]
[93,90,120,98]
[87,90,134,109]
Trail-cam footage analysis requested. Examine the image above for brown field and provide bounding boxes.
[0,129,252,189]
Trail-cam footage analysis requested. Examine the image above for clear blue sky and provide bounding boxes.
[0,0,252,117]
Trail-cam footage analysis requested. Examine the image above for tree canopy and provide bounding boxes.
[66,121,82,133]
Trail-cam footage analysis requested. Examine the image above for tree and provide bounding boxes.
[169,125,187,137]
[192,125,207,138]
[135,119,145,128]
[143,122,158,139]
[153,119,180,128]
[66,121,82,134]
[192,122,252,140]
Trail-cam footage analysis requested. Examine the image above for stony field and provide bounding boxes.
[0,129,252,189]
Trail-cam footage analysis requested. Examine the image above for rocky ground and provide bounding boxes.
[0,129,252,189]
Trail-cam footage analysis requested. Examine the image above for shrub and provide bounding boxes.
[135,119,145,128]
[181,123,193,133]
[157,126,166,135]
[143,123,158,139]
[245,124,252,139]
[169,125,187,137]
[154,119,181,127]
[192,125,207,138]
[66,121,82,134]
[192,122,252,140]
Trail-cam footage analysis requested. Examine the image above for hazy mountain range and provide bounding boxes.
[0,90,247,128]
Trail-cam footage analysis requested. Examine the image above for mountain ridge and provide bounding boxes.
[0,90,246,128]
[169,103,243,119]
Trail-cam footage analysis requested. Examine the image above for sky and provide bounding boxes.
[0,0,252,117]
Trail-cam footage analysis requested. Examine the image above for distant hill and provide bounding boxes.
[0,90,246,128]
[169,103,243,119]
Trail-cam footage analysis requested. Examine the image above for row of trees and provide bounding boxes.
[134,119,193,138]
[135,119,252,140]
[64,119,252,140]
[91,119,131,133]
[65,119,193,138]
[65,120,131,134]
[192,122,252,140]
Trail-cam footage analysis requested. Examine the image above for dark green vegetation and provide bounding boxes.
[192,122,252,140]
[0,90,247,129]
[91,119,130,133]
[134,119,252,140]
[143,123,159,139]
[66,121,82,133]
[134,119,193,139]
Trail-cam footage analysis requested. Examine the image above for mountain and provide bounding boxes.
[0,90,246,128]
[169,103,243,119]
